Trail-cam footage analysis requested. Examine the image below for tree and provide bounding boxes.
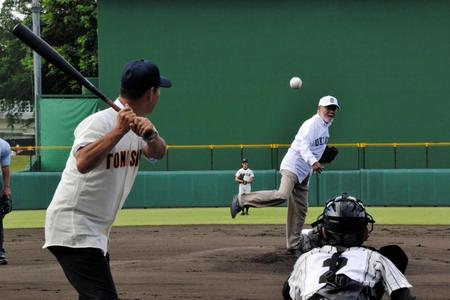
[0,0,33,128]
[0,0,33,102]
[0,0,97,128]
[40,0,98,94]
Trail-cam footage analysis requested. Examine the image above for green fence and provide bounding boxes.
[12,142,450,172]
[10,169,450,210]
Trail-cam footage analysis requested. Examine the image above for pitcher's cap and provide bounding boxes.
[318,95,340,109]
[242,158,248,163]
[121,59,172,91]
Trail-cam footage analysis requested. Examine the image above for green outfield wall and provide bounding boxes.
[9,169,450,210]
[39,96,99,171]
[93,0,450,169]
[37,1,450,171]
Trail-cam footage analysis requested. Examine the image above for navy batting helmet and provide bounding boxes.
[318,193,375,247]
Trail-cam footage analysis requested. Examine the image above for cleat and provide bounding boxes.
[230,195,242,218]
[0,251,7,265]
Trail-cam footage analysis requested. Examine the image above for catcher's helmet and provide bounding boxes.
[318,193,375,247]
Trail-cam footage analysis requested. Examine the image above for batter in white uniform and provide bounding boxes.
[231,96,340,254]
[43,60,171,299]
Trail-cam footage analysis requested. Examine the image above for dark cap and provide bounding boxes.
[121,59,172,91]
[242,158,248,163]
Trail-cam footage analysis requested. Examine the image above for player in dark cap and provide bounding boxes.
[44,60,171,299]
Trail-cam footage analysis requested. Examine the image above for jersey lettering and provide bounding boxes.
[120,151,127,167]
[313,136,329,147]
[106,150,142,169]
[130,150,142,167]
[319,254,348,284]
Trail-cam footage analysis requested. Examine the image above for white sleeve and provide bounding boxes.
[288,258,304,300]
[235,169,242,177]
[249,169,254,177]
[71,115,109,156]
[376,255,412,295]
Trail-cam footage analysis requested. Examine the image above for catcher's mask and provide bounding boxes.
[312,193,375,247]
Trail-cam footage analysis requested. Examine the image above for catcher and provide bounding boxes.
[283,193,415,300]
[0,138,12,265]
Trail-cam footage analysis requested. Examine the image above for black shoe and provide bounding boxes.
[230,195,242,218]
[0,251,7,265]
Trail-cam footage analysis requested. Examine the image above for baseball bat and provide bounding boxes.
[12,23,120,112]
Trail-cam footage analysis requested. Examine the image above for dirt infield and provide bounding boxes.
[0,225,449,299]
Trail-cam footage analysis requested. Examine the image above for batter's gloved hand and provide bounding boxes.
[0,194,12,217]
[319,146,338,164]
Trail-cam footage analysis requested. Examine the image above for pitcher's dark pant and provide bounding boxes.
[48,246,118,300]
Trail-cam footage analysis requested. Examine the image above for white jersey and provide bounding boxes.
[280,114,331,183]
[288,246,412,300]
[235,168,254,195]
[44,100,147,255]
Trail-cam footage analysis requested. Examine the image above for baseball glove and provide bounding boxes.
[319,146,338,164]
[0,194,12,217]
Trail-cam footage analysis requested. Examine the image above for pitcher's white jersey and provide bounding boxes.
[280,114,331,183]
[288,246,412,300]
[44,100,147,255]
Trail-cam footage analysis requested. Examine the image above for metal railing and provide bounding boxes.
[11,142,450,171]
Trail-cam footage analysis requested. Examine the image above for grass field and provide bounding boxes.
[3,207,450,229]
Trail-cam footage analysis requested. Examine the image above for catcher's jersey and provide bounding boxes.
[44,100,148,255]
[0,138,11,167]
[288,246,412,300]
[280,114,331,183]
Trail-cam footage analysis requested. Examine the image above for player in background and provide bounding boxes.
[231,96,339,255]
[235,158,254,215]
[0,138,12,265]
[43,60,171,299]
[283,193,415,300]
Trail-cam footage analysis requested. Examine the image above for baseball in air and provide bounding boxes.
[289,76,302,89]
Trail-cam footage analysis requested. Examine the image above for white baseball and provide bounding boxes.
[290,76,302,89]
